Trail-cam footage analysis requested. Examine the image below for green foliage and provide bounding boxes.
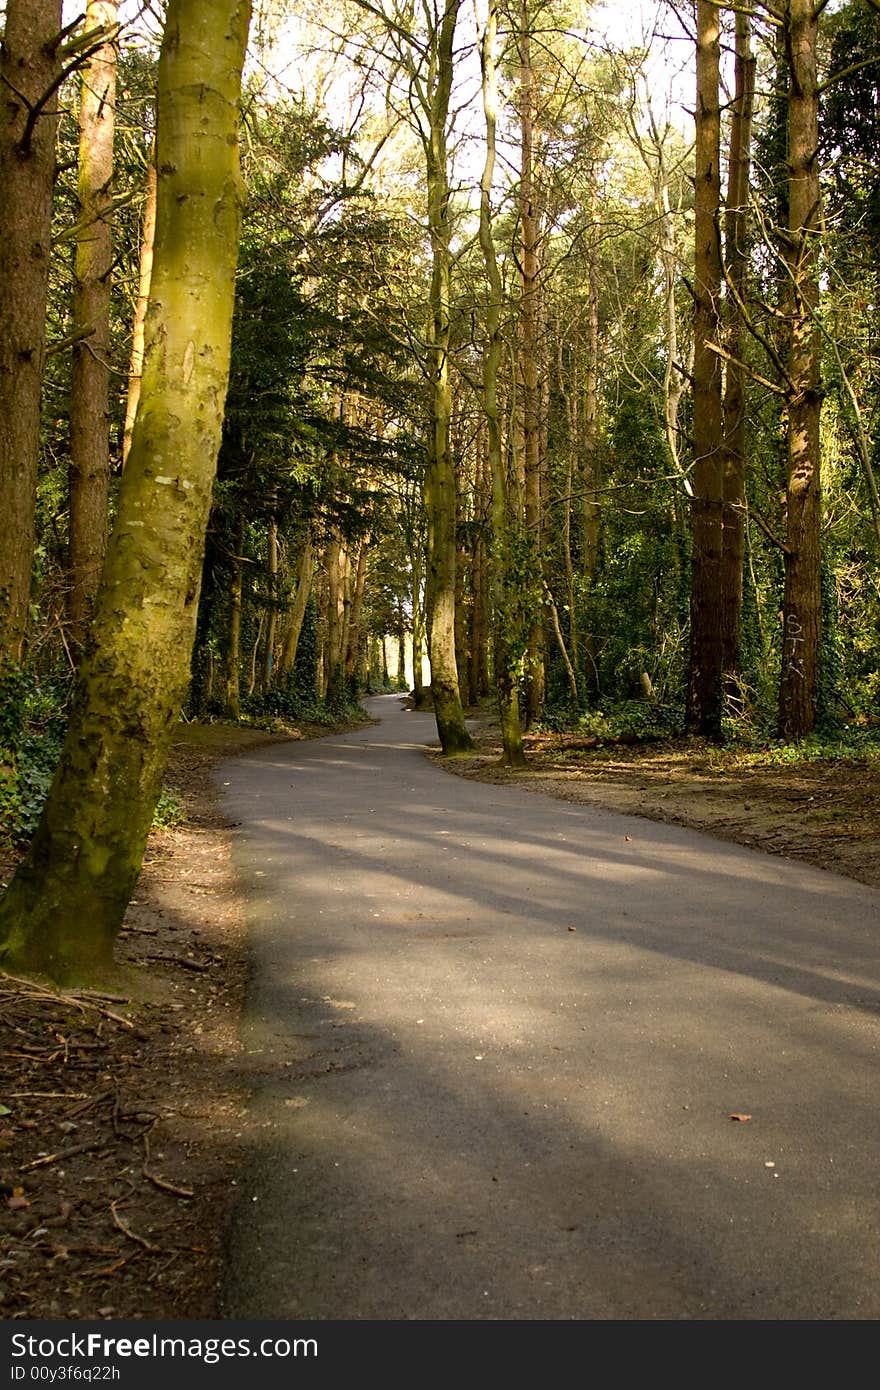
[536,699,683,742]
[822,2,880,257]
[0,663,188,843]
[494,524,542,670]
[729,729,880,766]
[0,664,68,845]
[152,789,185,830]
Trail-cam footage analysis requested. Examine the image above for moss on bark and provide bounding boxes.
[0,0,252,984]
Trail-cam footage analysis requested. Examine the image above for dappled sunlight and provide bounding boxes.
[221,699,880,1318]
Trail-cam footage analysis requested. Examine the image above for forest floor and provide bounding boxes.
[439,716,880,892]
[0,714,366,1322]
[3,700,877,1321]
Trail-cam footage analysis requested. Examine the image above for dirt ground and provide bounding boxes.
[3,706,877,1321]
[0,718,357,1322]
[438,722,880,892]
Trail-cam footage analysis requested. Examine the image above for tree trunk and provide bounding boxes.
[277,533,314,680]
[0,0,252,984]
[122,149,156,468]
[470,523,490,703]
[779,0,822,738]
[345,539,369,691]
[720,10,755,683]
[455,522,471,710]
[68,1,118,647]
[423,0,473,753]
[480,0,526,766]
[260,513,278,693]
[223,519,243,721]
[582,174,602,695]
[686,0,724,739]
[324,533,346,707]
[0,1,63,663]
[518,0,545,728]
[397,604,407,690]
[411,536,427,706]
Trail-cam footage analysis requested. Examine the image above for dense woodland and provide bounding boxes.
[1,0,879,979]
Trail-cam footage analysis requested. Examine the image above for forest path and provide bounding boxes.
[219,695,880,1320]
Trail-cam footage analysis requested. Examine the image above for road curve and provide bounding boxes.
[219,695,880,1320]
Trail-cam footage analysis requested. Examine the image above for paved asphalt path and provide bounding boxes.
[219,695,880,1320]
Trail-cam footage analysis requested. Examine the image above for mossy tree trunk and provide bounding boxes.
[0,1,63,663]
[0,0,252,984]
[68,1,119,647]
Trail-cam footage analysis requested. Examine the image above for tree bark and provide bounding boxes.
[411,532,427,706]
[68,0,118,647]
[0,0,252,983]
[277,532,314,680]
[260,513,278,693]
[686,0,724,739]
[778,0,822,738]
[518,0,545,728]
[345,538,369,691]
[720,10,755,683]
[0,1,63,663]
[423,0,473,752]
[324,532,346,706]
[122,150,157,468]
[223,518,243,721]
[479,0,526,766]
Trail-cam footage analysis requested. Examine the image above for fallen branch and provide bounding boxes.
[110,1201,160,1253]
[143,1169,194,1199]
[0,973,134,1030]
[7,1092,90,1100]
[21,1139,108,1172]
[142,1131,194,1199]
[67,1089,115,1118]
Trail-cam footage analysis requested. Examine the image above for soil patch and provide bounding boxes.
[436,722,880,891]
[0,715,359,1321]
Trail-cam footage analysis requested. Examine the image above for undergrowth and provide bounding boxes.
[534,693,880,765]
[0,663,189,846]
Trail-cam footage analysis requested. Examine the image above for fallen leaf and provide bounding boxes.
[729,1113,752,1123]
[567,925,577,933]
[624,835,632,842]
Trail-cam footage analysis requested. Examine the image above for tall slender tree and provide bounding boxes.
[0,0,253,983]
[0,1,63,663]
[720,8,755,684]
[422,0,473,752]
[478,0,527,766]
[686,0,724,738]
[778,0,822,736]
[517,0,546,727]
[68,0,119,646]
